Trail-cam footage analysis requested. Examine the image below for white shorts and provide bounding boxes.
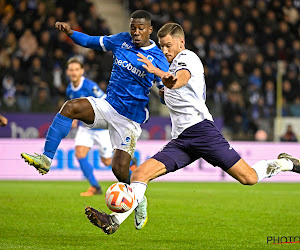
[83,97,142,157]
[75,126,113,159]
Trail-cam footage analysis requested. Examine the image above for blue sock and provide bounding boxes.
[78,156,100,188]
[43,113,72,159]
[124,169,132,184]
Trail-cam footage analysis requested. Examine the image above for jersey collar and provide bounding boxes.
[140,40,156,50]
[71,76,84,91]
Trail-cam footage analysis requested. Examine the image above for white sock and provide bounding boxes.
[111,181,147,225]
[44,155,52,164]
[251,159,293,182]
[278,158,293,171]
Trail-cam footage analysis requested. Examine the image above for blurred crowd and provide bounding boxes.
[0,0,300,141]
[130,0,300,140]
[0,0,112,114]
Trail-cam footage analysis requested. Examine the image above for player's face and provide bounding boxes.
[159,34,185,63]
[129,18,153,48]
[66,62,84,85]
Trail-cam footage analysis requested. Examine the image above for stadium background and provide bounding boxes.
[0,0,299,181]
[1,1,300,249]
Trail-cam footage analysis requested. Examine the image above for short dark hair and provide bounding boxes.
[157,23,184,39]
[130,10,151,23]
[66,57,83,68]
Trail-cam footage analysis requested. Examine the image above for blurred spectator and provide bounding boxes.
[282,79,296,105]
[248,68,262,89]
[18,29,38,62]
[223,82,245,139]
[255,129,268,141]
[31,87,53,113]
[264,80,276,118]
[280,124,298,142]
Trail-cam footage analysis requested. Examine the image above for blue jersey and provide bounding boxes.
[66,76,104,129]
[70,31,169,123]
[66,76,104,100]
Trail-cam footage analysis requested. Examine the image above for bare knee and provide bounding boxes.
[75,146,89,159]
[60,99,81,119]
[131,167,145,182]
[101,157,112,166]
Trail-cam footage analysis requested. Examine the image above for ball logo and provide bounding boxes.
[105,182,135,213]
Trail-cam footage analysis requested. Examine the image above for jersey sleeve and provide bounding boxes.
[174,53,191,74]
[100,32,127,52]
[70,31,103,50]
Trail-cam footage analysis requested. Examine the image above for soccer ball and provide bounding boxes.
[105,182,135,213]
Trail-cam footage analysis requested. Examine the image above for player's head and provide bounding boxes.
[157,23,185,63]
[66,57,84,85]
[129,10,153,48]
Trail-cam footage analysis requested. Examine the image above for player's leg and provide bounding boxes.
[21,98,94,175]
[85,158,167,234]
[193,120,294,184]
[111,150,133,183]
[75,128,103,196]
[111,139,190,230]
[111,158,166,229]
[105,106,142,183]
[76,145,102,196]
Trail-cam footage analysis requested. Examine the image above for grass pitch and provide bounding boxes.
[0,181,300,249]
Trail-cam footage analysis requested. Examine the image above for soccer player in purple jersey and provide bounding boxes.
[84,23,300,235]
[21,10,168,230]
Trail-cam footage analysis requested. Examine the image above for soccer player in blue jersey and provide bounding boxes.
[84,23,300,235]
[21,10,169,230]
[65,57,113,196]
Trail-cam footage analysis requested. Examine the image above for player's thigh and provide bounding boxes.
[61,98,95,124]
[152,139,194,173]
[131,158,167,183]
[81,97,109,129]
[93,129,113,159]
[188,120,241,171]
[226,158,258,184]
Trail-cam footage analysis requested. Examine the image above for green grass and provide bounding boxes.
[1,181,300,249]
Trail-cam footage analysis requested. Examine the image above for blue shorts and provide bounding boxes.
[152,120,241,173]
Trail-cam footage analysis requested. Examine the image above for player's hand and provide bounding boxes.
[55,21,73,36]
[0,115,8,127]
[137,53,157,74]
[162,73,177,89]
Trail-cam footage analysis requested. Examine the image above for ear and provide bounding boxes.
[148,25,153,35]
[179,37,185,48]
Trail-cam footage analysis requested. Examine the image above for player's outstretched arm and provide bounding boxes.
[55,21,102,50]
